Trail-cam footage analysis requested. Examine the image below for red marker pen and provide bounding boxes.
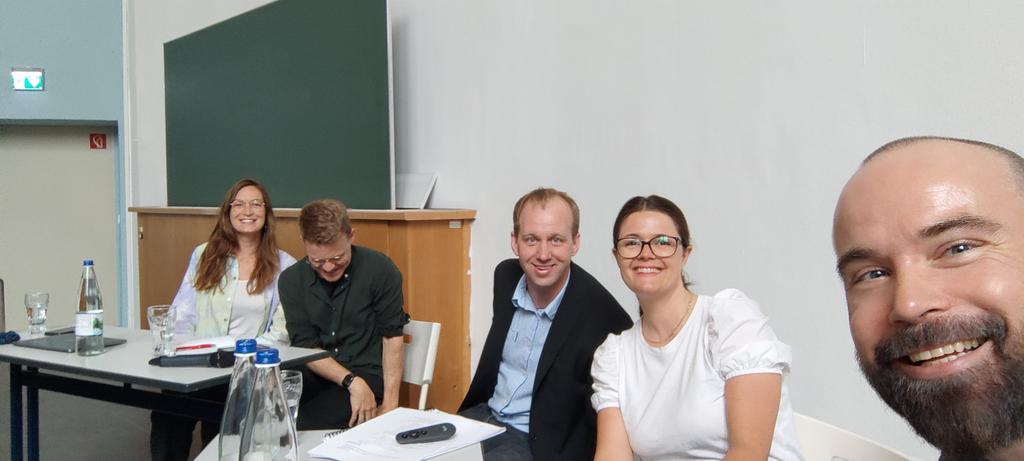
[175,343,215,351]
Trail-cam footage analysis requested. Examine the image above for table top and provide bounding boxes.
[0,326,328,392]
[195,430,483,461]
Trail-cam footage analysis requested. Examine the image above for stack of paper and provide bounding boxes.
[308,407,504,461]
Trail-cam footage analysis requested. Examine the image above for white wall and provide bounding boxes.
[129,1,1024,459]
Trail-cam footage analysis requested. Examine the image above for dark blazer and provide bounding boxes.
[460,259,632,461]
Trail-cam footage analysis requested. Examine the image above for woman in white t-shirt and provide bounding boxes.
[591,195,803,461]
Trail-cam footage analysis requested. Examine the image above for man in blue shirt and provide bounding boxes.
[460,188,632,461]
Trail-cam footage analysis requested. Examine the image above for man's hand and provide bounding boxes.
[347,377,378,427]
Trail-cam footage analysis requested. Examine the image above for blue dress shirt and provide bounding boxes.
[487,271,571,433]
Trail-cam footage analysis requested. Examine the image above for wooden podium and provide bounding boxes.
[130,207,475,412]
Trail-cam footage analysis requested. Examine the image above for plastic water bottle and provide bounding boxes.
[75,259,104,356]
[219,339,259,461]
[240,349,298,461]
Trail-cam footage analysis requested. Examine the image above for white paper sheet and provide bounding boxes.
[173,335,236,355]
[308,408,503,461]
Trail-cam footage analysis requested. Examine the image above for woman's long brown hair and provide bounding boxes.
[193,178,280,294]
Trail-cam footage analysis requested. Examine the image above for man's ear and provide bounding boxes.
[510,231,519,256]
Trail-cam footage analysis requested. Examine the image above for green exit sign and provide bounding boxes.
[12,68,44,91]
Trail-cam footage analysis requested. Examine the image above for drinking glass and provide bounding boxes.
[146,305,177,356]
[24,291,49,335]
[280,370,303,424]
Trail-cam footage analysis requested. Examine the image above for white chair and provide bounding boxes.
[402,319,442,410]
[794,413,913,461]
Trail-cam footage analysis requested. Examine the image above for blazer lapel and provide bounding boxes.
[474,267,520,397]
[486,299,516,361]
[532,264,584,393]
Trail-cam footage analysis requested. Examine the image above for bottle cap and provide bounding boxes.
[255,348,280,365]
[234,338,257,354]
[83,259,94,266]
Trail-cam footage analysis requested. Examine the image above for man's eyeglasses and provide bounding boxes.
[229,199,265,211]
[614,235,682,259]
[309,255,345,269]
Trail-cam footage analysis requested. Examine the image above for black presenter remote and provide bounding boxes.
[395,423,457,444]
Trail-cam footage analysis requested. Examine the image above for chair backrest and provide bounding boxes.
[402,320,441,409]
[794,413,913,461]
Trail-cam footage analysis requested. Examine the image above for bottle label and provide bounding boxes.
[75,312,103,336]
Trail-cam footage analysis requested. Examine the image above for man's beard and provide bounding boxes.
[858,313,1024,458]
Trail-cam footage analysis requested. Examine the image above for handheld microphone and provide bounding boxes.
[148,348,235,368]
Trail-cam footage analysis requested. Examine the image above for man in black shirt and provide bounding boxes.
[280,199,408,429]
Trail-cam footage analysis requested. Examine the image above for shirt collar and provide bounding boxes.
[511,268,571,319]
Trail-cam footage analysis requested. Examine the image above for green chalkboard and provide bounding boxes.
[164,0,391,209]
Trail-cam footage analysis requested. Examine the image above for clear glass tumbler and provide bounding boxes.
[24,291,49,335]
[146,304,177,356]
[280,369,303,425]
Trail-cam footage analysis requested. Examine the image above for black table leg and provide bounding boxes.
[10,364,23,461]
[27,381,38,461]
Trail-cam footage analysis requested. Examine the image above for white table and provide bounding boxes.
[195,430,484,461]
[0,326,328,461]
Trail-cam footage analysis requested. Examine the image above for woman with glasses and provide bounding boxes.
[153,178,297,461]
[591,195,803,461]
[170,178,297,342]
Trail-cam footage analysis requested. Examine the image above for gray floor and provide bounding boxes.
[0,362,206,461]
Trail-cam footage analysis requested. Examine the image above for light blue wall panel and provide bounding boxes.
[0,0,122,122]
[0,0,128,325]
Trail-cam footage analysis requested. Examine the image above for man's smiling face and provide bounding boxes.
[833,139,1024,457]
[511,198,579,307]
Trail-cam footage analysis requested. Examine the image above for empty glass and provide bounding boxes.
[146,305,177,356]
[280,369,303,425]
[25,291,49,335]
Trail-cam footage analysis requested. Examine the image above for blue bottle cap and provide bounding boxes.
[234,339,257,354]
[83,259,94,266]
[255,348,280,365]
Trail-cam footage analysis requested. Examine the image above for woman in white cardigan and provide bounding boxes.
[171,178,296,343]
[153,178,296,461]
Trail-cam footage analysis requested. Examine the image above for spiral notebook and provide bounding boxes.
[308,407,503,461]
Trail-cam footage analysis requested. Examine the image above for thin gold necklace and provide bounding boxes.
[643,292,697,347]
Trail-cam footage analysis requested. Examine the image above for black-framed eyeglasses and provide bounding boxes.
[229,199,265,210]
[308,255,345,269]
[614,235,682,259]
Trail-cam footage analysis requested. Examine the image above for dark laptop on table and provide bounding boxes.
[14,333,126,353]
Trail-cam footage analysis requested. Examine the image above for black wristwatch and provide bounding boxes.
[341,373,356,389]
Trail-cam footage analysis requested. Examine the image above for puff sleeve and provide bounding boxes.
[591,333,622,412]
[706,289,792,380]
